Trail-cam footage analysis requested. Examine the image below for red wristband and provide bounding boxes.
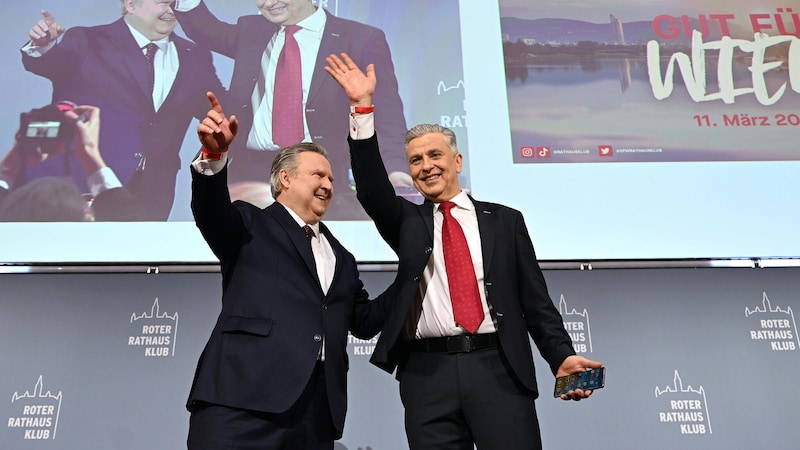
[200,146,227,161]
[351,105,375,114]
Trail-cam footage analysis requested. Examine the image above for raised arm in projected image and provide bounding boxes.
[19,5,226,220]
[173,0,410,220]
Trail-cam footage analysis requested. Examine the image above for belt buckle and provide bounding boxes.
[447,335,475,353]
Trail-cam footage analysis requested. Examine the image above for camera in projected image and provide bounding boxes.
[16,101,85,159]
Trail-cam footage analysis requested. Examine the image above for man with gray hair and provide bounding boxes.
[20,1,225,220]
[327,52,603,450]
[186,91,391,449]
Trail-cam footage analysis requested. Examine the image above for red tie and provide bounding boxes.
[272,25,303,148]
[144,42,158,94]
[440,201,484,333]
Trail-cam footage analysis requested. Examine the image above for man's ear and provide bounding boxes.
[279,169,291,190]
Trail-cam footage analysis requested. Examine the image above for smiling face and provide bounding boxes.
[275,150,333,224]
[256,0,316,26]
[406,132,463,203]
[124,0,177,41]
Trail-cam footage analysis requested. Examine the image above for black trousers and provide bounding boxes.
[399,347,542,450]
[187,362,335,450]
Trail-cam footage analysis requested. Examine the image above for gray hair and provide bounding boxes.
[404,124,459,155]
[269,142,329,198]
[120,0,136,15]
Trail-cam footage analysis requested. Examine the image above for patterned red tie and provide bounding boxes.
[303,224,315,240]
[144,42,158,94]
[272,25,303,148]
[440,201,484,333]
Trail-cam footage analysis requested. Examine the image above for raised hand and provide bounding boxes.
[324,53,376,107]
[28,10,65,47]
[197,91,238,154]
[68,106,106,174]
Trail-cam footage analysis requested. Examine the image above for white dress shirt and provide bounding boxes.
[349,113,495,337]
[125,22,179,111]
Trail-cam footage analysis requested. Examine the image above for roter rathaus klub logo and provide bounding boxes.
[655,370,712,435]
[745,292,797,352]
[7,376,61,440]
[557,295,593,353]
[128,298,179,357]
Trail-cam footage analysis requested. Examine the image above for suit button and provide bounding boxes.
[425,247,432,254]
[412,275,420,282]
[322,305,328,311]
[313,334,322,342]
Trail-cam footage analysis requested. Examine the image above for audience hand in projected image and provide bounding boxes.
[0,105,146,222]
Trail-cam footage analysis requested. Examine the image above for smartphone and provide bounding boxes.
[553,367,605,397]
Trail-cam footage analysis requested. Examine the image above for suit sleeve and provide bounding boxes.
[349,277,396,340]
[514,211,576,374]
[184,38,230,120]
[174,1,241,58]
[348,134,406,252]
[190,163,249,262]
[21,27,88,82]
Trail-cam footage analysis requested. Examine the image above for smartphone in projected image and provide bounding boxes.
[553,367,606,397]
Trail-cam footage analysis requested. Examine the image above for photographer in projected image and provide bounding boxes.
[0,103,146,222]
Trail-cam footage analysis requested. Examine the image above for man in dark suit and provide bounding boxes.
[327,53,603,449]
[187,91,390,449]
[174,0,409,220]
[21,2,226,220]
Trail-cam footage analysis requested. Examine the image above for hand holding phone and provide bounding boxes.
[553,366,605,398]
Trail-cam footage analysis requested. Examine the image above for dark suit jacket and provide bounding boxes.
[21,18,225,220]
[188,163,389,438]
[349,134,576,398]
[176,3,408,219]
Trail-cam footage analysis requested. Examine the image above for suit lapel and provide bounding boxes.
[161,34,197,110]
[472,198,496,277]
[319,222,343,296]
[108,19,153,103]
[421,200,435,243]
[308,11,340,105]
[266,204,320,286]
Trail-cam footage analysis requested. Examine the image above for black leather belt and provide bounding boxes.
[408,333,499,353]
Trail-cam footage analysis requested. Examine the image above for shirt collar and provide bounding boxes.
[289,5,326,34]
[434,190,472,214]
[125,21,170,51]
[280,203,321,238]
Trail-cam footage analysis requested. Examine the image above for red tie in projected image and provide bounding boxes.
[440,201,483,333]
[272,25,303,148]
[144,42,158,94]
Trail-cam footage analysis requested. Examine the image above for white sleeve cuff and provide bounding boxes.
[21,39,57,57]
[173,0,202,12]
[191,152,228,176]
[349,112,375,140]
[86,167,122,197]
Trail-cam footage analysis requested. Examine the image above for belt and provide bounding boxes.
[408,333,499,353]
